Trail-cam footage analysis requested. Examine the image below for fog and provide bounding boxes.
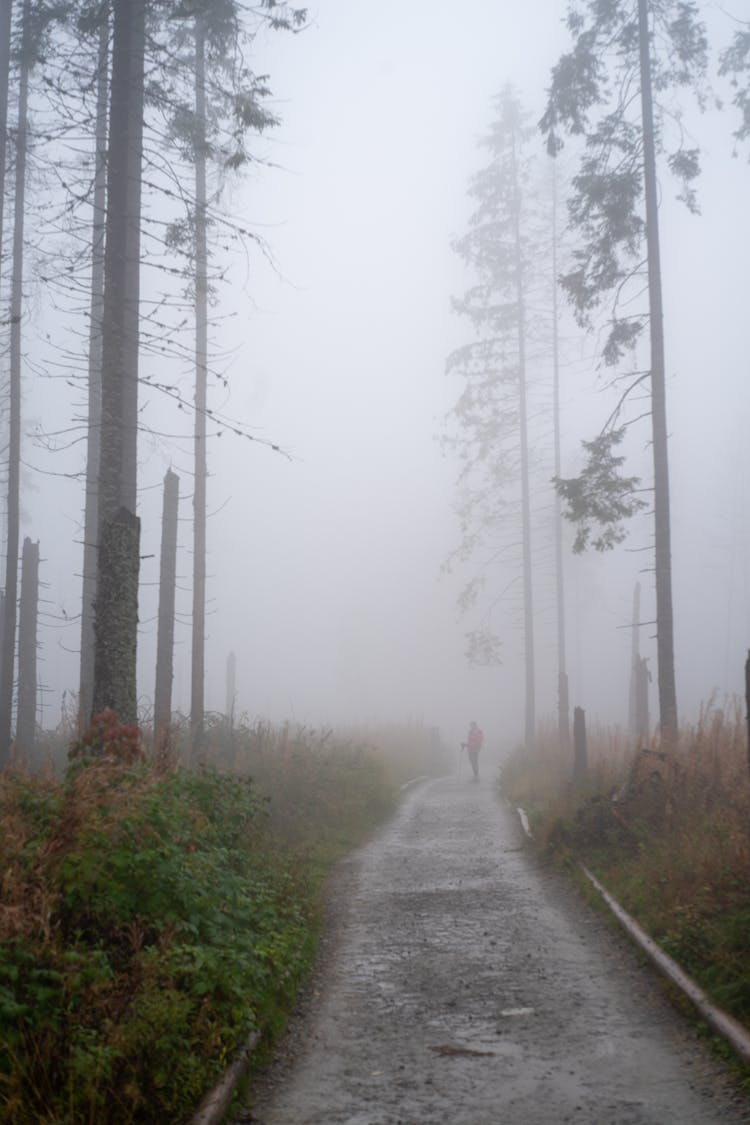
[14,0,750,752]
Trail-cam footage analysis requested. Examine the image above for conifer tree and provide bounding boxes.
[91,0,146,721]
[159,0,302,754]
[446,87,543,750]
[542,0,708,741]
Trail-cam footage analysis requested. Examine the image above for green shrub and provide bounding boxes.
[0,760,310,1123]
[1,713,429,1122]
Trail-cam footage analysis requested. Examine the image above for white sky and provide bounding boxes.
[14,0,750,751]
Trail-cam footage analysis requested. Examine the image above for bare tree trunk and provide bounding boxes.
[628,581,641,738]
[635,657,650,743]
[93,0,145,722]
[154,469,179,744]
[573,705,587,780]
[745,651,750,780]
[638,0,677,742]
[0,0,12,272]
[190,13,208,757]
[628,582,650,742]
[551,159,569,749]
[79,12,109,730]
[0,0,30,763]
[16,535,38,758]
[0,0,11,702]
[226,651,236,727]
[511,126,535,751]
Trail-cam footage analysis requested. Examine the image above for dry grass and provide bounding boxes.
[502,700,750,1031]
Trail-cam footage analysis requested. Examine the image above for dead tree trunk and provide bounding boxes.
[154,470,179,744]
[226,651,236,727]
[635,657,650,744]
[0,0,31,763]
[79,11,109,730]
[16,536,38,758]
[573,705,587,781]
[745,651,750,780]
[628,581,641,738]
[92,0,145,722]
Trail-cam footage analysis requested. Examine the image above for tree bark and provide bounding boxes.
[226,650,236,727]
[191,13,208,757]
[551,158,569,749]
[16,536,38,758]
[638,0,678,742]
[628,581,641,738]
[92,508,140,720]
[0,0,30,763]
[0,0,12,274]
[745,651,750,780]
[154,469,179,744]
[79,12,109,730]
[510,122,535,751]
[573,705,587,780]
[93,0,145,721]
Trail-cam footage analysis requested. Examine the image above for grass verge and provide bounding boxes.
[501,704,750,1068]
[0,714,444,1123]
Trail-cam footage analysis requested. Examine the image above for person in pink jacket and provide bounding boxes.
[465,720,484,781]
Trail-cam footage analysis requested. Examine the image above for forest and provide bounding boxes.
[0,0,749,1119]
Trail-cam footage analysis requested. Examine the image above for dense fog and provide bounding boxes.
[8,0,750,752]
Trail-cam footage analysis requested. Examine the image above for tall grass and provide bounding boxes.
[502,701,750,1029]
[0,714,444,1123]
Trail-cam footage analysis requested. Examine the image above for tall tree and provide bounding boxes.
[91,0,145,721]
[550,160,570,749]
[88,0,302,723]
[191,9,208,756]
[79,7,109,730]
[160,0,302,754]
[446,87,542,750]
[542,0,708,742]
[0,0,12,273]
[0,2,8,729]
[0,0,31,761]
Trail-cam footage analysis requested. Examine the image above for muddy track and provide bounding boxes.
[236,775,750,1125]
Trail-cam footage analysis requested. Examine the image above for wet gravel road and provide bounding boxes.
[239,775,750,1125]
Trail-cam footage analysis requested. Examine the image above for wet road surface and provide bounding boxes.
[240,775,750,1124]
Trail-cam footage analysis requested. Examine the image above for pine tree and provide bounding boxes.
[446,87,543,750]
[79,6,109,730]
[159,0,302,755]
[0,0,32,760]
[541,0,708,741]
[0,0,12,274]
[91,0,146,721]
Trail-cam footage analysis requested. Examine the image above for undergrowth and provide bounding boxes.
[501,703,750,1036]
[0,713,444,1123]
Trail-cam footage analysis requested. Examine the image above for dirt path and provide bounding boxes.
[238,776,750,1125]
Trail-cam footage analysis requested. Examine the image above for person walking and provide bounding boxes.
[464,720,483,781]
